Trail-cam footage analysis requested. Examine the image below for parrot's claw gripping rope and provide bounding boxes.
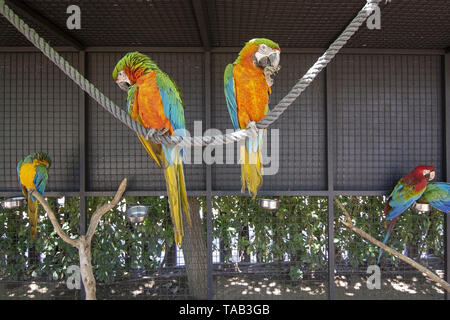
[145,128,169,140]
[157,128,169,135]
[246,121,259,138]
[145,128,156,140]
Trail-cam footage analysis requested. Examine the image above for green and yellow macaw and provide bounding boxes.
[224,38,281,198]
[17,152,52,240]
[417,182,450,214]
[113,52,190,247]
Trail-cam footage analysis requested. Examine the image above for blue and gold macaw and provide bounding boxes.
[17,152,52,240]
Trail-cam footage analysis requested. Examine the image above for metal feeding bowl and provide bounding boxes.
[258,198,279,211]
[1,197,26,209]
[412,202,432,213]
[126,205,149,223]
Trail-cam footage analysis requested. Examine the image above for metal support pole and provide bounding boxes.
[444,53,450,300]
[78,50,88,300]
[326,66,335,300]
[204,51,214,300]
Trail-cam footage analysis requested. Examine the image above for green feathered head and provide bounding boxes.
[245,38,280,50]
[236,38,281,69]
[112,52,160,91]
[32,152,52,168]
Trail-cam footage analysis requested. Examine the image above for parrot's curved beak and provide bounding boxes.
[426,171,435,181]
[424,170,435,181]
[254,49,281,87]
[115,70,131,91]
[254,49,280,69]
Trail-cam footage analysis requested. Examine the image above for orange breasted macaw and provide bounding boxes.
[224,38,281,198]
[377,165,435,263]
[113,52,190,247]
[17,152,52,240]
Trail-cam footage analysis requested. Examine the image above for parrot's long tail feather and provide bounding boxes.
[163,151,190,247]
[377,217,398,264]
[177,162,191,226]
[27,194,38,241]
[240,141,263,199]
[138,134,163,167]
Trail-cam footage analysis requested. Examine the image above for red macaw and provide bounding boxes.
[113,52,190,247]
[224,38,281,198]
[377,165,436,263]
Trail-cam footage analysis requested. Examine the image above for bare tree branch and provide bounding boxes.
[334,198,450,293]
[31,178,127,300]
[31,190,79,248]
[86,178,127,243]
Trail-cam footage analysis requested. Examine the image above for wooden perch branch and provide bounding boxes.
[31,178,127,300]
[31,190,79,248]
[86,178,127,243]
[334,198,450,293]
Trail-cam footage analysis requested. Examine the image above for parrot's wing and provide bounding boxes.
[16,159,24,184]
[156,71,186,166]
[155,72,186,133]
[33,164,49,196]
[422,182,450,214]
[224,64,240,130]
[388,181,403,198]
[386,182,422,220]
[126,84,138,116]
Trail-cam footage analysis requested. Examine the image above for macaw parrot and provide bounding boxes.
[224,38,281,198]
[377,165,436,263]
[113,52,190,247]
[17,152,52,240]
[417,182,450,214]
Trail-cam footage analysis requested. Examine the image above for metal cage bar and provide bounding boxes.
[445,52,450,300]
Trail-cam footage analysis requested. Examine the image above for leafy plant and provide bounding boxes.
[0,195,444,284]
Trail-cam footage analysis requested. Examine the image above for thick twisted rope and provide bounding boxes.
[0,0,381,147]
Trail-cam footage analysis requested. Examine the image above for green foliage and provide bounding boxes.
[0,195,445,284]
[0,197,79,280]
[335,196,444,267]
[88,196,174,283]
[212,196,329,270]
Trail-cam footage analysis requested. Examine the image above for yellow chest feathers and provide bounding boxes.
[19,160,45,189]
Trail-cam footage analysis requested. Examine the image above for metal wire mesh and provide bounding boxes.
[207,0,450,49]
[211,53,327,192]
[0,196,80,299]
[212,196,329,300]
[87,52,206,192]
[2,1,450,49]
[0,48,448,299]
[331,54,444,191]
[0,52,80,193]
[84,196,207,300]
